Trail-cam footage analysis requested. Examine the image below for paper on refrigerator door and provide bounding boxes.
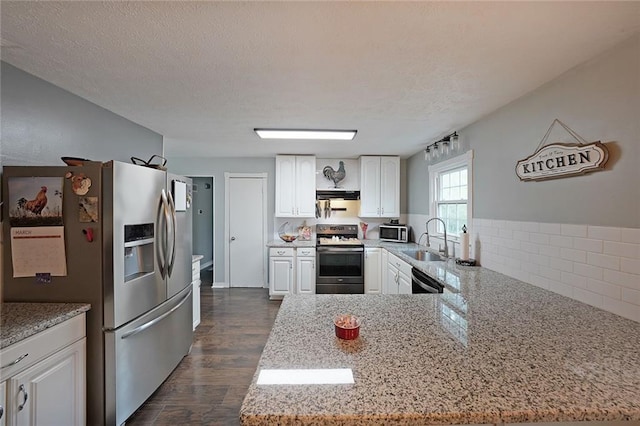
[11,226,67,278]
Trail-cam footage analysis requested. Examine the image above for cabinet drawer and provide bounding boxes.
[0,314,85,381]
[270,247,295,257]
[296,248,316,257]
[388,252,412,277]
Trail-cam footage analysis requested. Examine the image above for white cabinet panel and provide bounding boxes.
[296,256,315,294]
[9,339,85,426]
[364,248,381,294]
[359,156,400,218]
[269,257,293,297]
[0,381,5,426]
[275,155,316,217]
[386,252,411,295]
[270,247,316,298]
[295,156,317,217]
[359,156,381,217]
[192,258,201,330]
[380,157,400,217]
[275,156,296,217]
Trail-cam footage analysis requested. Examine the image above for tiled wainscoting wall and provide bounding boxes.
[473,219,640,322]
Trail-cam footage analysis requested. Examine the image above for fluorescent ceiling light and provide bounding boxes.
[254,129,357,140]
[256,368,354,385]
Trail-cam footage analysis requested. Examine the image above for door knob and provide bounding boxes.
[231,237,236,241]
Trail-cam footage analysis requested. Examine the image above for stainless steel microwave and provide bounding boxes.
[379,225,409,243]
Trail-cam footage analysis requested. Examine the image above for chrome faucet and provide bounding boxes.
[425,218,448,258]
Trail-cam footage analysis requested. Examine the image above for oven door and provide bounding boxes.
[316,246,364,293]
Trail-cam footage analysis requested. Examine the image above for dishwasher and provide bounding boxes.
[411,267,444,293]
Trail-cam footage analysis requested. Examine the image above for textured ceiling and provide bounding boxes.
[1,1,639,159]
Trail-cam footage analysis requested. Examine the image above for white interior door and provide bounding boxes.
[227,174,266,287]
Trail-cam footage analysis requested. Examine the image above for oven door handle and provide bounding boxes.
[317,246,364,253]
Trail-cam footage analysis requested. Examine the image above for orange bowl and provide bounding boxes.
[334,315,361,340]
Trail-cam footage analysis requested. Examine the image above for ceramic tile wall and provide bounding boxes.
[473,218,640,322]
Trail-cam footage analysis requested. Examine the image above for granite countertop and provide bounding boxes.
[0,303,91,349]
[241,253,640,424]
[193,254,204,262]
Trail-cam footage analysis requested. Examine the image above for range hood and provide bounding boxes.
[316,190,360,200]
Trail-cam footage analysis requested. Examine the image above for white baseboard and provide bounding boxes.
[211,282,228,288]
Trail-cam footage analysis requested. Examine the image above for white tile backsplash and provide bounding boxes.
[475,218,640,322]
[572,237,603,253]
[561,224,588,238]
[621,258,640,275]
[588,226,622,242]
[560,247,587,263]
[573,262,604,280]
[587,252,620,271]
[621,228,640,244]
[603,241,640,259]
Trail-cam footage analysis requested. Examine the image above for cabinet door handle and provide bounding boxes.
[1,352,28,369]
[18,384,28,411]
[381,208,384,215]
[277,250,285,255]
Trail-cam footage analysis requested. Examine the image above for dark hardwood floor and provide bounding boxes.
[126,270,281,425]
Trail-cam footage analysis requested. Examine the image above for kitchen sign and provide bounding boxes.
[516,119,609,181]
[515,142,608,181]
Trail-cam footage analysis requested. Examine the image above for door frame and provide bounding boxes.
[187,175,216,284]
[224,173,268,288]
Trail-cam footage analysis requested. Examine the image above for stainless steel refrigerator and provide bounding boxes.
[2,161,194,425]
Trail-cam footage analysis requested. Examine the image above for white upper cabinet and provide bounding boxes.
[359,156,400,218]
[275,155,316,217]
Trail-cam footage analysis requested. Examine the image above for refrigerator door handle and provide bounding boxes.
[120,289,191,339]
[157,189,170,279]
[166,189,177,277]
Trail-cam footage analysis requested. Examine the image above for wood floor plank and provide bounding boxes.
[126,271,280,425]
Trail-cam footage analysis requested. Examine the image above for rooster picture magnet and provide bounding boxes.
[8,177,64,227]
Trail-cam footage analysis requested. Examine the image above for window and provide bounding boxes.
[429,151,473,238]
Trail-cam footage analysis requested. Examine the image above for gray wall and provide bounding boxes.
[0,62,163,167]
[168,157,276,283]
[406,34,639,229]
[406,151,429,214]
[191,177,214,266]
[469,34,639,228]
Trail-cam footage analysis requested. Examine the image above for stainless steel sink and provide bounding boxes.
[401,250,444,262]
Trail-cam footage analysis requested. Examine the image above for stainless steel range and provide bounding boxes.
[316,224,364,294]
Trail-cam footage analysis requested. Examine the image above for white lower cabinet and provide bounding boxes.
[8,340,85,426]
[269,247,316,298]
[381,249,389,294]
[0,381,6,426]
[296,248,316,294]
[0,314,86,426]
[386,252,412,294]
[364,248,382,294]
[192,257,202,330]
[269,248,295,298]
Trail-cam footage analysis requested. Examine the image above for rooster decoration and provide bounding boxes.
[17,186,48,215]
[323,161,346,188]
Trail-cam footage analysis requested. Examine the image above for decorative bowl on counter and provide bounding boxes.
[334,314,361,340]
[278,221,298,242]
[279,234,297,242]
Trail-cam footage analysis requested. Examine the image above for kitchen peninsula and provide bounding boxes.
[240,261,640,425]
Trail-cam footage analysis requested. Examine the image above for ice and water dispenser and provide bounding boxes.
[124,223,155,281]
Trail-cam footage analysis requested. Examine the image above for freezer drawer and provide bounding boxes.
[104,285,193,426]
